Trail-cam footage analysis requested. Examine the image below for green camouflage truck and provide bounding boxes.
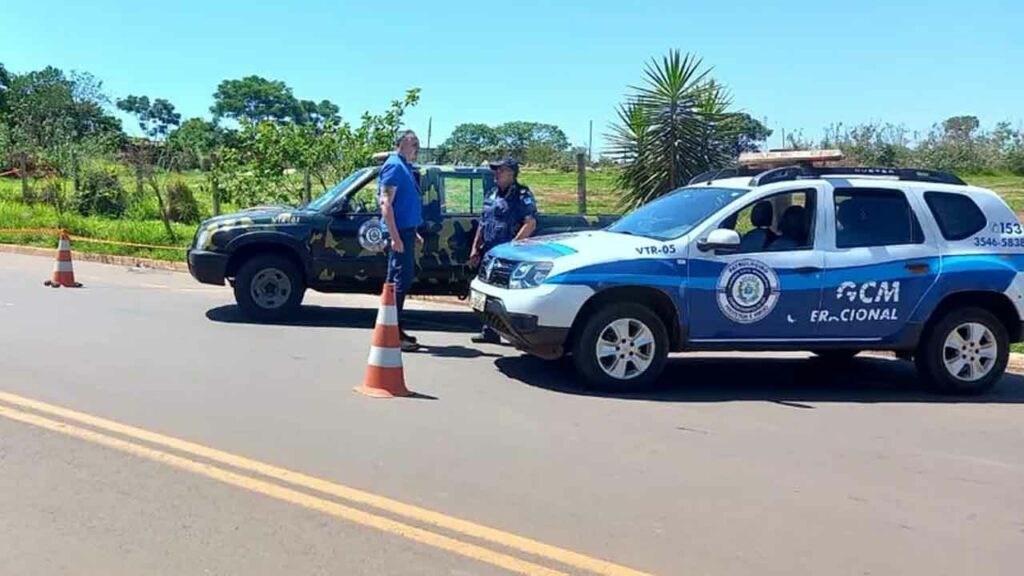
[187,163,617,320]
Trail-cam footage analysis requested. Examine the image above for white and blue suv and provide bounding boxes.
[470,163,1024,394]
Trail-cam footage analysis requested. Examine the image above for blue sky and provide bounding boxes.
[2,0,1021,153]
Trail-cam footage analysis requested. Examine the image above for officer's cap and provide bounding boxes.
[488,157,520,173]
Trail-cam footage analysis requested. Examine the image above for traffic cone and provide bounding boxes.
[44,230,82,288]
[355,283,412,398]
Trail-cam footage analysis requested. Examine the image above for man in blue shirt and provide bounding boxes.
[469,157,538,343]
[379,130,423,351]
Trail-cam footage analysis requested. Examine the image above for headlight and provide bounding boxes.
[509,261,553,289]
[195,228,212,250]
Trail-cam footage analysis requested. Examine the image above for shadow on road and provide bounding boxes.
[495,354,1024,404]
[205,304,479,334]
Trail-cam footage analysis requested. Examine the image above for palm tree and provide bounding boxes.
[609,50,735,210]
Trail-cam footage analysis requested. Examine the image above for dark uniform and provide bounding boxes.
[479,181,538,253]
[472,159,538,343]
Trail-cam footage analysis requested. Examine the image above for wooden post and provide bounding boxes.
[576,152,587,214]
[211,181,221,216]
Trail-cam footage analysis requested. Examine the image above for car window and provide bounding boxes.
[718,189,816,253]
[924,191,987,241]
[348,177,380,213]
[834,188,924,248]
[608,187,749,240]
[443,175,487,213]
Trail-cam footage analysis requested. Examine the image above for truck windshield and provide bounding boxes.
[308,168,372,211]
[608,187,749,240]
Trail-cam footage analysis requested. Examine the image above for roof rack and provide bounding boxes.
[750,165,966,187]
[688,167,761,185]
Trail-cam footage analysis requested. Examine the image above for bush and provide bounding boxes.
[166,178,201,223]
[1006,147,1024,176]
[71,167,128,217]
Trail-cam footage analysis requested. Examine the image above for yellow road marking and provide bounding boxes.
[0,391,652,576]
[0,403,566,576]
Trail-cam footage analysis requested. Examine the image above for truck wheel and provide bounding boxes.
[233,254,305,321]
[572,303,668,392]
[915,307,1008,395]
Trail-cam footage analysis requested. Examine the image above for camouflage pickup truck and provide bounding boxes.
[187,163,617,320]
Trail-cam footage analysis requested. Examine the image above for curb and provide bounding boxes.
[0,244,188,272]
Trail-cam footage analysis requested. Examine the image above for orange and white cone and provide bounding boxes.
[355,283,412,398]
[44,230,82,288]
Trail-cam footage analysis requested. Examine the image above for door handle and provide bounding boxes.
[905,262,931,274]
[794,266,822,274]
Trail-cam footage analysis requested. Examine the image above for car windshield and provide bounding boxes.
[608,186,750,240]
[307,168,372,211]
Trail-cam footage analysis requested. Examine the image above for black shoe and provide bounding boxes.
[400,330,417,345]
[471,330,500,344]
[400,336,421,352]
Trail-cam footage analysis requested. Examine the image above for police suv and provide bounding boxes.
[470,151,1024,394]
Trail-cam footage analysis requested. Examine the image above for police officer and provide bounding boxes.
[379,130,424,351]
[469,157,538,344]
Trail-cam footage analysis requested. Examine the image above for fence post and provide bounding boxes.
[211,181,221,216]
[576,152,587,214]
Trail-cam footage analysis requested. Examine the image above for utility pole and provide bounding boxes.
[427,117,432,150]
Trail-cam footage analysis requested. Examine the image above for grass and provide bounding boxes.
[2,167,1022,264]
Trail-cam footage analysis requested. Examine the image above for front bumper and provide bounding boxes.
[187,249,230,285]
[477,293,569,358]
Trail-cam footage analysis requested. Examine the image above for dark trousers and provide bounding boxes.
[386,227,417,331]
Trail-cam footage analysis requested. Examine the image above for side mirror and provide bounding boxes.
[697,228,741,253]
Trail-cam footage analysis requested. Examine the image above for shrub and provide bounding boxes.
[166,178,201,223]
[71,167,128,217]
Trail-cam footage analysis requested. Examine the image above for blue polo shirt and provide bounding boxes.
[378,153,423,232]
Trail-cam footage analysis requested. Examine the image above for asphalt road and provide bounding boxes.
[2,251,1023,575]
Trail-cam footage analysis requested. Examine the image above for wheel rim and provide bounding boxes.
[595,318,655,380]
[942,322,998,382]
[250,268,292,310]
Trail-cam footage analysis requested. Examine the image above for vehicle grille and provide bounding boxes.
[477,255,516,288]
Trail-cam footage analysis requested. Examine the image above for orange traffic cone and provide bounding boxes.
[355,283,412,398]
[44,230,82,288]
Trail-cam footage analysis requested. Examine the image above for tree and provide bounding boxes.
[166,118,225,170]
[494,121,569,161]
[942,116,981,139]
[1,66,121,205]
[720,113,772,156]
[217,88,420,208]
[0,62,11,114]
[117,94,182,240]
[211,76,301,124]
[608,50,737,209]
[438,123,497,164]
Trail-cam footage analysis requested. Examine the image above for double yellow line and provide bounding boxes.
[0,391,651,576]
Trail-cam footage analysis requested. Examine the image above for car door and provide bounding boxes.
[315,173,389,290]
[687,185,826,343]
[814,184,939,342]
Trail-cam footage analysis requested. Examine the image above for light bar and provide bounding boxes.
[738,149,844,168]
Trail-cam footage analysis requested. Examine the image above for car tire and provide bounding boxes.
[233,254,306,321]
[811,350,860,362]
[572,303,669,392]
[915,307,1008,395]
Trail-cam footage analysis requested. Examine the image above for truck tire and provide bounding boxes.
[233,254,305,321]
[572,302,669,392]
[915,307,1008,395]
